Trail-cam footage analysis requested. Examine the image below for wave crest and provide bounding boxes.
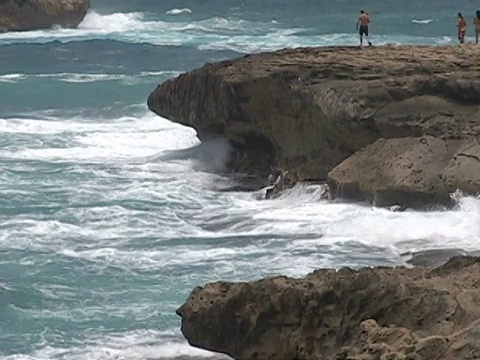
[412,19,434,24]
[0,10,456,51]
[78,11,149,32]
[166,8,192,15]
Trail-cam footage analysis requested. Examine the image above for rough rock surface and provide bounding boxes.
[148,45,480,206]
[177,256,480,360]
[328,136,480,208]
[0,0,90,32]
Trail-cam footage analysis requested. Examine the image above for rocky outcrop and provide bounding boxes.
[148,45,480,207]
[0,0,89,32]
[328,136,480,208]
[177,256,480,360]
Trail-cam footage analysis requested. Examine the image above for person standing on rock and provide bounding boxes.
[356,10,372,47]
[473,10,480,44]
[457,13,467,44]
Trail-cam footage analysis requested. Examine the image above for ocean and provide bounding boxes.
[1,1,480,359]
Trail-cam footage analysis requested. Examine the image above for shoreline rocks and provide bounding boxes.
[264,169,295,199]
[177,256,480,360]
[327,136,479,209]
[148,45,480,208]
[264,169,330,200]
[0,0,90,32]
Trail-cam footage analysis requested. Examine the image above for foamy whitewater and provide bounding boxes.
[1,0,480,359]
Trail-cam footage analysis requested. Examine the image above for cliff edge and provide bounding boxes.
[177,256,480,360]
[0,0,90,32]
[148,45,480,208]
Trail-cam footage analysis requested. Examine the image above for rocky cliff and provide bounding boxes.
[177,256,480,360]
[148,45,480,208]
[0,0,89,32]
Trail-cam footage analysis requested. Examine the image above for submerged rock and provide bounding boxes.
[148,45,480,208]
[0,0,90,32]
[177,256,480,360]
[265,170,295,199]
[264,169,330,200]
[402,248,478,268]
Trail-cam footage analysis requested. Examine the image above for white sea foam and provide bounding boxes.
[435,35,454,44]
[1,10,156,41]
[166,8,193,15]
[4,177,480,276]
[0,110,199,161]
[78,11,152,32]
[2,330,229,360]
[0,10,278,49]
[0,11,171,44]
[196,31,456,53]
[0,9,456,49]
[412,18,434,24]
[3,108,480,359]
[0,71,180,84]
[1,100,478,285]
[58,73,138,84]
[0,73,28,83]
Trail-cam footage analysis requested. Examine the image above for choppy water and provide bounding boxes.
[1,1,480,359]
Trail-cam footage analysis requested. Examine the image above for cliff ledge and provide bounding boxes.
[148,45,480,207]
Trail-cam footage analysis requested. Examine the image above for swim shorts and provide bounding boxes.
[359,25,369,36]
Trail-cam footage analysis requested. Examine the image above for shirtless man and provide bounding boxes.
[474,10,480,44]
[356,10,372,47]
[457,12,467,44]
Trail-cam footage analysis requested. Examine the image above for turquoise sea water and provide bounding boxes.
[2,1,480,359]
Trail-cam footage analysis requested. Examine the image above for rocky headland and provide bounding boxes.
[177,256,480,360]
[148,46,480,359]
[0,0,90,32]
[148,45,480,208]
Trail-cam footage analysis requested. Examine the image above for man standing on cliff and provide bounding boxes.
[356,10,372,47]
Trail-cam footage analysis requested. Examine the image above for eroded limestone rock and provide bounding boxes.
[0,0,90,31]
[177,257,480,360]
[327,136,480,209]
[148,45,480,207]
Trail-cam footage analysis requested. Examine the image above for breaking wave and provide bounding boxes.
[166,8,193,15]
[412,18,435,24]
[0,71,180,84]
[0,10,456,50]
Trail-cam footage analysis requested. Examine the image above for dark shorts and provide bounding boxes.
[359,25,369,36]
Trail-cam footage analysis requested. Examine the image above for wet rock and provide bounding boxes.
[265,170,295,199]
[177,257,480,360]
[327,136,480,209]
[404,249,480,268]
[264,170,331,200]
[0,0,90,32]
[148,45,480,208]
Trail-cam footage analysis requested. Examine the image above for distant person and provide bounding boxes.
[474,10,480,44]
[356,10,372,47]
[457,12,467,44]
